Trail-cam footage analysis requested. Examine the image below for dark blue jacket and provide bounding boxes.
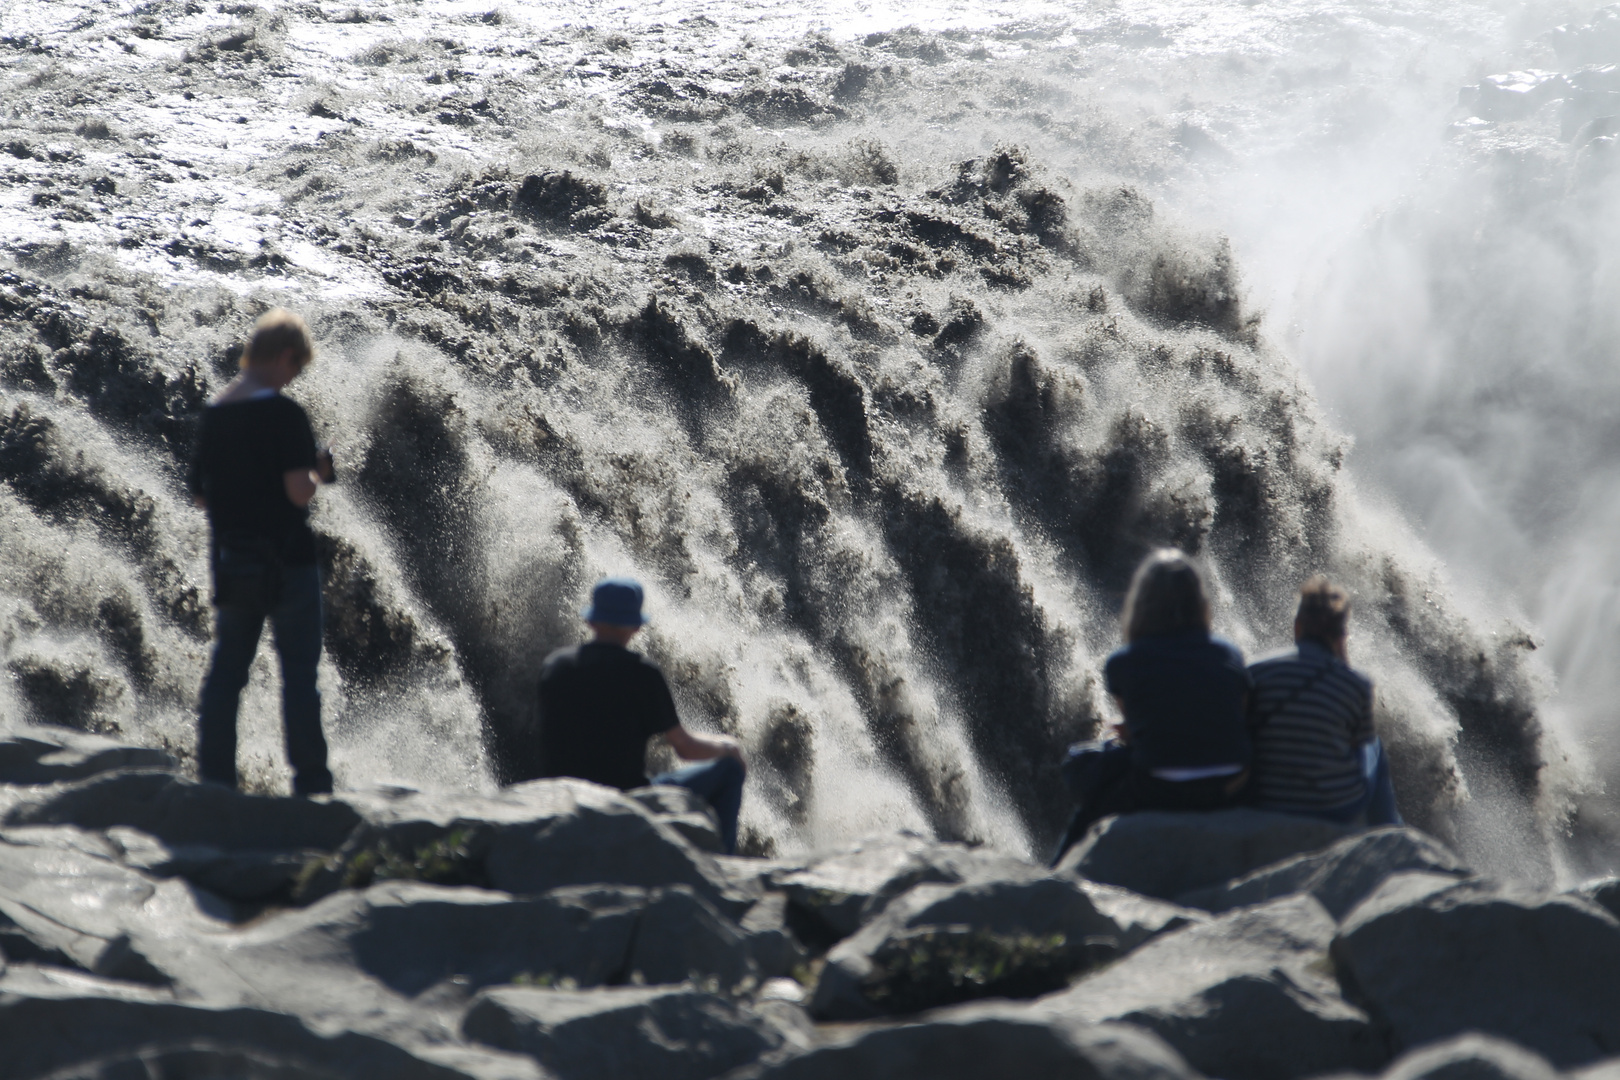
[1103,630,1252,772]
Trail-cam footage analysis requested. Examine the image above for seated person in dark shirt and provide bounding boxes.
[537,578,747,853]
[1249,577,1400,825]
[189,308,336,795]
[1053,549,1252,861]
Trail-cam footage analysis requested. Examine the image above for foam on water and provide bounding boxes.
[0,0,1610,873]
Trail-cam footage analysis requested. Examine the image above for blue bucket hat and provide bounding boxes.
[582,577,648,627]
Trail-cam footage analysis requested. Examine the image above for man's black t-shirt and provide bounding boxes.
[189,393,319,564]
[537,642,680,791]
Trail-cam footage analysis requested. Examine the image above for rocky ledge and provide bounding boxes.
[0,723,1615,1080]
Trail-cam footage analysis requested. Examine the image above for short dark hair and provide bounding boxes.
[1122,549,1212,642]
[243,308,314,369]
[1295,575,1350,644]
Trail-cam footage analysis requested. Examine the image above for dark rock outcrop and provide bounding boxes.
[5,770,361,852]
[810,876,1200,1019]
[1045,895,1387,1080]
[0,825,223,984]
[111,825,318,903]
[1573,876,1620,922]
[302,780,745,913]
[627,784,725,854]
[769,835,1038,948]
[730,1007,1200,1080]
[1373,1033,1563,1080]
[463,984,783,1080]
[0,971,539,1080]
[1333,873,1620,1068]
[0,726,1583,1080]
[0,726,175,785]
[1176,826,1470,917]
[1056,809,1357,901]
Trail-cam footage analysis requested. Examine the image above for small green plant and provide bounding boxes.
[859,927,1090,1013]
[341,828,486,889]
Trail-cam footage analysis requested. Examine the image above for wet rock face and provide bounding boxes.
[0,8,1553,859]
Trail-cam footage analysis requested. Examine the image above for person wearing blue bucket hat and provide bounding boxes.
[536,576,747,853]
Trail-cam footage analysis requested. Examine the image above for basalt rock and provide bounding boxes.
[737,892,812,979]
[1573,875,1620,922]
[1371,1033,1563,1080]
[1333,873,1620,1068]
[110,826,318,904]
[770,835,1039,949]
[130,880,758,1020]
[300,779,745,914]
[1175,826,1470,918]
[810,876,1200,1020]
[0,726,176,786]
[626,885,759,990]
[463,984,783,1080]
[0,969,539,1080]
[627,784,725,854]
[1044,894,1387,1080]
[0,825,227,984]
[4,770,362,853]
[730,1006,1200,1080]
[1056,809,1357,901]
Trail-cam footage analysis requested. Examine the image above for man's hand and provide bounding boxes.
[315,445,336,484]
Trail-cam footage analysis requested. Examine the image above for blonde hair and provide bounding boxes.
[1122,549,1212,642]
[242,308,314,369]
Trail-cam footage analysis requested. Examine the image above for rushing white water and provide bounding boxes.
[0,0,1613,877]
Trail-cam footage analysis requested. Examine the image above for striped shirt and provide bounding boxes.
[1248,641,1374,813]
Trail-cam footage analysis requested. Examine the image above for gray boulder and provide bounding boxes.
[5,771,361,852]
[1079,880,1210,944]
[1044,894,1386,1080]
[769,835,1039,947]
[1579,1058,1620,1080]
[738,893,811,979]
[628,885,758,991]
[307,780,744,913]
[1333,872,1620,1068]
[1373,1033,1563,1080]
[1573,876,1620,922]
[0,967,540,1080]
[135,881,646,1022]
[464,984,782,1080]
[109,826,315,904]
[1056,809,1356,901]
[129,878,766,1037]
[729,1005,1199,1080]
[0,825,229,984]
[0,726,175,785]
[627,785,725,853]
[1176,827,1469,918]
[811,876,1199,1020]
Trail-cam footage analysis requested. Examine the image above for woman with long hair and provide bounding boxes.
[1053,549,1252,861]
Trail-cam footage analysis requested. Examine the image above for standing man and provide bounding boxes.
[190,308,335,795]
[537,578,747,853]
[1249,576,1400,824]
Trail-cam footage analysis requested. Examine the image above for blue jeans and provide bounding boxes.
[198,562,332,795]
[653,756,744,854]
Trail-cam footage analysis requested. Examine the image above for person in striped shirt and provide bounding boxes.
[1248,577,1400,824]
